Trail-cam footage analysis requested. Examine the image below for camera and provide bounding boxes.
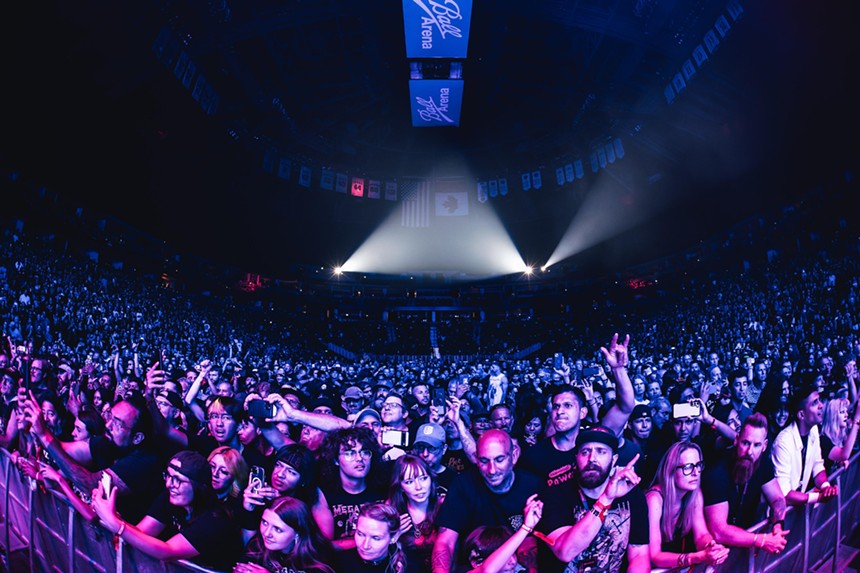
[247,399,276,419]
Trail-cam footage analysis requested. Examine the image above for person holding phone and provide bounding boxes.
[91,450,243,570]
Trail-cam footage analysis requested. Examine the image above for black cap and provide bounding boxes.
[574,425,619,453]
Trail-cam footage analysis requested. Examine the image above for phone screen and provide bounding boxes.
[432,388,447,414]
[553,353,563,370]
[673,402,701,419]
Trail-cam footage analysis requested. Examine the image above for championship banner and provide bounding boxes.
[402,0,472,58]
[409,80,463,127]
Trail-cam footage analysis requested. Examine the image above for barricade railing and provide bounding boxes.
[0,449,225,573]
[652,450,860,573]
[2,448,858,573]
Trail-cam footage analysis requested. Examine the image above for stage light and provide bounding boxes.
[524,266,534,276]
[333,266,343,276]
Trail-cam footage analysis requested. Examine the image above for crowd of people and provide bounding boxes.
[1,180,860,573]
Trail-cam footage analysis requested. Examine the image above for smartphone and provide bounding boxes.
[432,387,447,415]
[249,466,266,492]
[381,429,410,447]
[582,366,601,378]
[247,399,275,419]
[101,471,112,496]
[553,353,564,370]
[673,402,701,419]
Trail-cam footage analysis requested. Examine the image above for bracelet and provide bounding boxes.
[678,553,690,567]
[807,491,820,504]
[821,481,832,489]
[520,524,534,534]
[753,533,760,548]
[115,521,126,538]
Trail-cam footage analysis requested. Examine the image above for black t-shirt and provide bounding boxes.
[332,548,422,573]
[436,467,542,538]
[90,438,163,525]
[539,479,649,573]
[518,437,576,490]
[320,481,387,541]
[701,451,777,529]
[433,465,457,502]
[147,490,244,570]
[441,448,471,475]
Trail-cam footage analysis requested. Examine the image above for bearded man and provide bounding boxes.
[702,412,788,554]
[537,425,649,573]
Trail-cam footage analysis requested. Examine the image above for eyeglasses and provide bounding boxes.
[340,449,372,461]
[163,471,191,486]
[382,402,403,410]
[208,413,234,422]
[676,461,705,476]
[413,444,443,455]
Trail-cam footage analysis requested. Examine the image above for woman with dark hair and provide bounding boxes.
[241,443,334,541]
[91,449,243,570]
[645,441,729,569]
[233,496,335,573]
[72,403,106,442]
[755,378,792,442]
[333,502,414,573]
[462,494,543,573]
[517,409,547,448]
[387,454,442,570]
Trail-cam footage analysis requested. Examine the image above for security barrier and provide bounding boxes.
[0,450,222,573]
[2,449,859,573]
[653,451,860,573]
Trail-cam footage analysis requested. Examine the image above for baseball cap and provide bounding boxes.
[413,423,446,448]
[168,450,212,490]
[574,425,619,453]
[343,386,362,399]
[631,404,651,420]
[353,407,382,426]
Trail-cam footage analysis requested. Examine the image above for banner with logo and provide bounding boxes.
[409,80,463,127]
[402,0,472,58]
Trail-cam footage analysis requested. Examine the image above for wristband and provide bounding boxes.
[821,482,831,489]
[520,524,534,534]
[116,521,126,538]
[594,499,611,512]
[807,492,820,504]
[590,507,606,522]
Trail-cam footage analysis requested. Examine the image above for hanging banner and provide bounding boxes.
[409,80,463,127]
[351,177,365,197]
[335,173,348,193]
[402,0,472,58]
[477,181,488,203]
[368,180,381,199]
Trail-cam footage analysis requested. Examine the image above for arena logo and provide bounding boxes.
[415,87,454,123]
[412,0,465,50]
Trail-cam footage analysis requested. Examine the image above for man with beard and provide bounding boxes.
[538,425,649,573]
[772,381,838,506]
[431,429,541,573]
[21,390,162,525]
[519,333,636,494]
[702,412,789,554]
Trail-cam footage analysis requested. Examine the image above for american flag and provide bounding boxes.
[400,178,431,228]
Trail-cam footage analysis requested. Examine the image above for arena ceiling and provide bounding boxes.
[3,1,857,280]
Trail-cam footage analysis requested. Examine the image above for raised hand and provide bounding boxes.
[603,454,641,501]
[522,494,543,529]
[600,333,630,369]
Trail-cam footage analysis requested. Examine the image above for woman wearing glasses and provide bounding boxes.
[91,450,243,570]
[645,441,729,569]
[387,454,443,571]
[208,445,248,515]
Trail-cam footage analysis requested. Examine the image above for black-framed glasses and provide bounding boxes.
[382,402,403,410]
[207,413,234,422]
[163,471,190,486]
[676,461,705,476]
[413,444,443,455]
